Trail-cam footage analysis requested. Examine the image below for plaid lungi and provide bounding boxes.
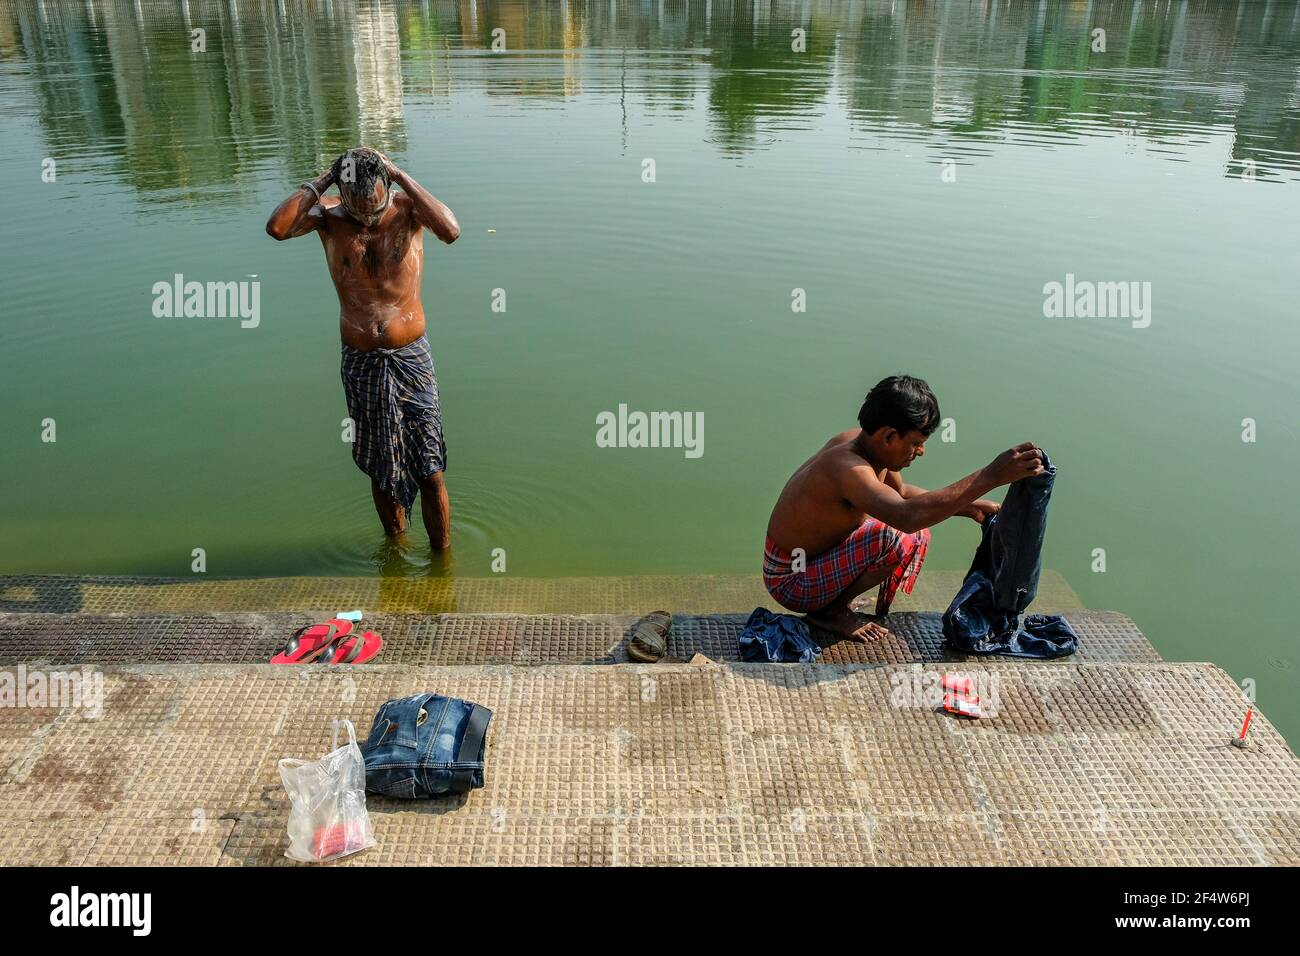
[763,519,929,615]
[341,335,445,515]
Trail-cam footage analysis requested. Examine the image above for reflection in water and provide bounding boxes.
[4,0,1300,194]
[352,1,405,146]
[3,0,412,201]
[372,535,459,613]
[369,532,456,579]
[370,532,422,577]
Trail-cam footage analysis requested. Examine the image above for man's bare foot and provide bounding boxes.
[806,606,890,643]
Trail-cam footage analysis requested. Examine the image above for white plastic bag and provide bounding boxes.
[277,719,376,863]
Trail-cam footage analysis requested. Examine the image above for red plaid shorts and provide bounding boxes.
[763,519,930,615]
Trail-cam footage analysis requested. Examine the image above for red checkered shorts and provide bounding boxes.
[763,519,930,615]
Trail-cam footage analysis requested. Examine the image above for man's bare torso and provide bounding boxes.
[766,428,894,556]
[316,193,426,350]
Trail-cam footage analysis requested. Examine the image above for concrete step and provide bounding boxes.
[0,570,1084,616]
[1,660,1294,866]
[0,609,1158,666]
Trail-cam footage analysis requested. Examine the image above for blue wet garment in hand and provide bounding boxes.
[942,450,1079,659]
[739,607,822,663]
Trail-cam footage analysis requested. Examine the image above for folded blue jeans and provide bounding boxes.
[360,693,492,798]
[738,607,821,663]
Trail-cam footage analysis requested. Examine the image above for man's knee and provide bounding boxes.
[879,532,910,568]
[418,470,445,493]
[882,527,928,567]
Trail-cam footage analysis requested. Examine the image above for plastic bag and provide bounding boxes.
[277,718,376,863]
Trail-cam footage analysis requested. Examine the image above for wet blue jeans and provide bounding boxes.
[942,449,1078,659]
[360,693,492,798]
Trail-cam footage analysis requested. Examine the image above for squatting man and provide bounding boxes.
[764,375,1045,640]
[266,147,460,548]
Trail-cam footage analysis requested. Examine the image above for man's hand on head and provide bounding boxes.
[373,150,401,183]
[329,152,349,185]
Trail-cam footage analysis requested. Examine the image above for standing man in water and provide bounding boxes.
[266,148,460,549]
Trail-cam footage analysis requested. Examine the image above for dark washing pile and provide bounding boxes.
[943,449,1078,659]
[739,607,821,663]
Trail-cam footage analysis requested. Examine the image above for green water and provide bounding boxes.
[2,2,1298,739]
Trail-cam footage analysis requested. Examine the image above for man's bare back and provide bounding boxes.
[767,428,903,558]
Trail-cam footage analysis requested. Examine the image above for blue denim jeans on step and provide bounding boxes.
[360,693,492,798]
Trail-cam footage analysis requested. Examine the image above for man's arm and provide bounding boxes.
[884,472,928,500]
[849,444,1043,534]
[886,471,999,523]
[265,169,335,240]
[381,157,460,244]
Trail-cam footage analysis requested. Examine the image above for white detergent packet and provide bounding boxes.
[277,719,376,863]
[335,609,364,622]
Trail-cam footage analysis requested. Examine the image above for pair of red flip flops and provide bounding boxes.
[270,619,383,665]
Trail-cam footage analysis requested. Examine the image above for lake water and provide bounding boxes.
[2,1,1298,741]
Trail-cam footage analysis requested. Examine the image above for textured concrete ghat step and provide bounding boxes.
[1,661,1295,866]
[0,610,1158,666]
[0,571,1083,616]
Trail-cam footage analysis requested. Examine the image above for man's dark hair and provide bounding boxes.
[858,375,941,437]
[331,148,389,198]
